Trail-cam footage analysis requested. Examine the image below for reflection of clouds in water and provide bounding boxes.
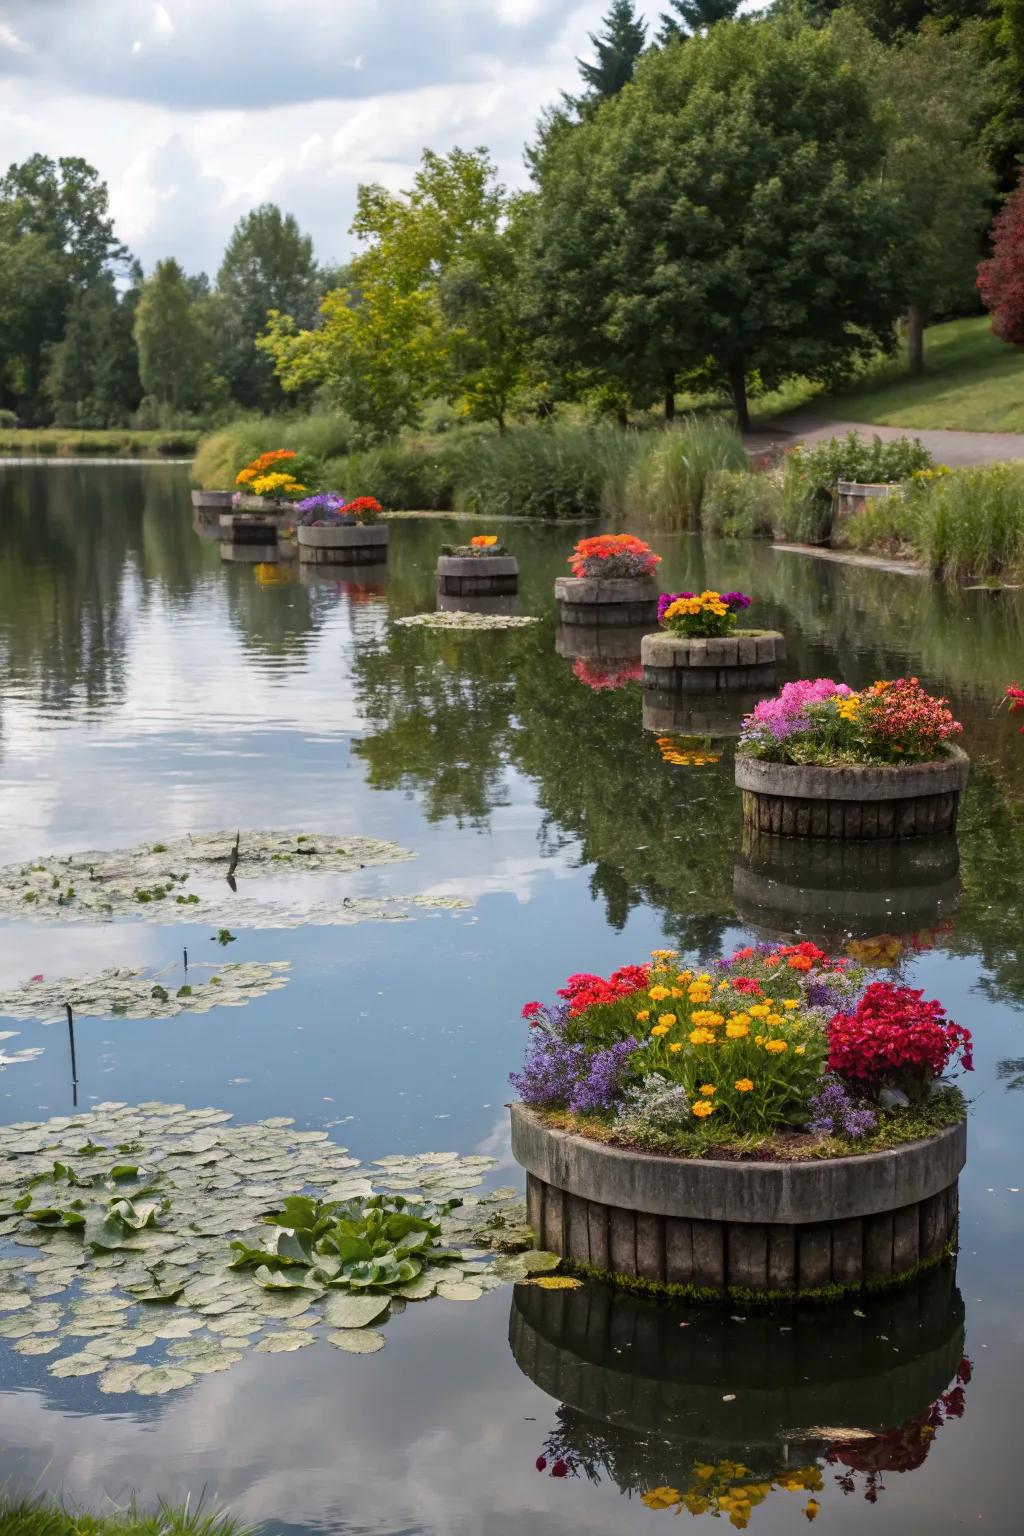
[0,925,165,991]
[0,1297,589,1534]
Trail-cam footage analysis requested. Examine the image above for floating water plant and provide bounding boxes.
[0,830,470,928]
[0,963,290,1023]
[394,611,538,630]
[0,1102,550,1397]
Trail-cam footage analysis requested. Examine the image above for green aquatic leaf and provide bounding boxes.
[253,1331,315,1353]
[323,1292,390,1330]
[328,1329,385,1354]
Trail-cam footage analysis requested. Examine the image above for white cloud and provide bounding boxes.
[0,18,29,52]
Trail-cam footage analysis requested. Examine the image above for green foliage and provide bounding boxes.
[339,436,459,510]
[0,406,16,427]
[529,17,909,427]
[916,462,1024,580]
[454,423,644,519]
[192,412,355,490]
[774,432,932,544]
[702,468,781,537]
[134,260,226,415]
[660,0,739,41]
[229,1192,461,1293]
[623,418,748,527]
[217,203,321,411]
[570,1,649,109]
[0,1496,257,1536]
[0,428,198,457]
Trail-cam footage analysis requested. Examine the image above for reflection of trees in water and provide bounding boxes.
[997,1059,1024,1090]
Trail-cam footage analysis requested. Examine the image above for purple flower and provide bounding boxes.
[567,1039,638,1114]
[808,1076,877,1139]
[721,591,751,611]
[510,1034,585,1108]
[295,493,348,527]
[741,678,853,745]
[658,591,694,622]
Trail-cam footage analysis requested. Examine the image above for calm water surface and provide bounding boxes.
[0,463,1022,1534]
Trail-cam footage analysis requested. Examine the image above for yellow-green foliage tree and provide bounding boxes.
[258,148,531,441]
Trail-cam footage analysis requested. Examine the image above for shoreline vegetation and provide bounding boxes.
[0,1498,256,1536]
[0,428,201,458]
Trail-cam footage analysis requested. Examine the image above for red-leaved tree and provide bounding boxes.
[978,173,1024,344]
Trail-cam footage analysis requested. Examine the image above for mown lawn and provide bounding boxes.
[753,316,1024,433]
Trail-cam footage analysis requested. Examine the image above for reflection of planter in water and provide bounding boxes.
[437,590,517,617]
[299,561,389,596]
[734,831,961,944]
[191,489,234,510]
[555,575,659,627]
[642,691,764,738]
[555,624,648,663]
[437,554,518,597]
[642,630,786,693]
[219,512,281,546]
[510,1265,965,1480]
[219,541,282,564]
[736,747,970,840]
[511,1102,964,1299]
[297,523,390,565]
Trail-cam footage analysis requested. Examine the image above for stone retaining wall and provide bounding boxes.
[511,1104,964,1297]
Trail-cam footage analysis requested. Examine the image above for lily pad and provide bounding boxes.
[253,1331,315,1353]
[328,1329,386,1354]
[323,1293,390,1330]
[132,1366,195,1395]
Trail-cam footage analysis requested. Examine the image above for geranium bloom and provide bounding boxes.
[828,982,973,1084]
[568,533,660,579]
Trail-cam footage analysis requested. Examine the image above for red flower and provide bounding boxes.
[536,1457,547,1472]
[551,1460,569,1478]
[521,1001,542,1019]
[828,982,973,1085]
[731,977,762,995]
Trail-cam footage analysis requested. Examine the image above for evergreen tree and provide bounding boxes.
[217,204,320,409]
[134,258,225,417]
[570,1,647,110]
[659,0,740,44]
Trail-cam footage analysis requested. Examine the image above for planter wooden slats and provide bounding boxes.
[735,748,970,840]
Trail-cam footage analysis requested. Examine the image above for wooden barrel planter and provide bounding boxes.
[555,575,659,628]
[735,747,969,840]
[191,489,234,510]
[509,1265,965,1470]
[642,631,786,693]
[437,591,517,617]
[642,691,763,738]
[437,554,518,598]
[733,830,961,945]
[511,1102,964,1300]
[219,513,279,546]
[296,523,389,565]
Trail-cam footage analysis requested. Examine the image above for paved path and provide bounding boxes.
[747,412,1024,468]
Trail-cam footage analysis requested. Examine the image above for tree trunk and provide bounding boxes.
[664,374,676,423]
[907,304,926,376]
[728,360,750,434]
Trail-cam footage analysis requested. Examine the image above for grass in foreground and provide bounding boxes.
[0,1495,258,1536]
[752,316,1024,433]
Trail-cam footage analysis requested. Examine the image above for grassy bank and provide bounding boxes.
[753,316,1024,433]
[0,429,201,458]
[0,1496,256,1536]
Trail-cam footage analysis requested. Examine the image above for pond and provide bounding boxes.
[0,461,1022,1534]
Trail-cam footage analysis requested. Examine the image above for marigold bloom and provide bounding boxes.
[692,1100,715,1117]
[651,948,677,960]
[795,1044,806,1055]
[764,1038,788,1054]
[699,1084,716,1097]
[787,955,813,971]
[470,535,498,547]
[783,999,799,1009]
[649,985,670,1002]
[691,1010,724,1028]
[651,1023,672,1038]
[689,1027,716,1045]
[765,1013,784,1027]
[688,985,712,1004]
[669,1042,682,1053]
[734,1078,754,1092]
[657,1013,677,1027]
[726,1021,750,1039]
[635,1009,650,1022]
[748,1004,770,1018]
[675,970,693,984]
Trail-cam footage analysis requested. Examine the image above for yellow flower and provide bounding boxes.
[689,1027,716,1045]
[657,1012,677,1027]
[755,1034,765,1046]
[764,1038,788,1054]
[765,1013,784,1027]
[669,1042,682,1053]
[648,985,670,1002]
[783,999,799,1010]
[697,973,712,983]
[726,1021,750,1039]
[675,970,693,984]
[670,987,684,998]
[729,1011,751,1027]
[692,1100,715,1117]
[699,1083,716,1097]
[734,1078,754,1092]
[805,1498,821,1522]
[694,1466,715,1482]
[635,1009,650,1022]
[717,980,731,991]
[688,985,712,1004]
[795,1044,806,1055]
[651,1023,672,1038]
[691,1010,724,1028]
[641,1488,681,1511]
[748,1003,770,1018]
[650,949,677,960]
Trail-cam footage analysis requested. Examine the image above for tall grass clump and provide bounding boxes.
[702,468,781,537]
[624,416,748,527]
[339,436,459,510]
[454,424,645,519]
[918,463,1024,581]
[0,1493,258,1536]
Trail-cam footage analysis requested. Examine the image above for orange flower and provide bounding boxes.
[787,955,813,972]
[471,535,498,548]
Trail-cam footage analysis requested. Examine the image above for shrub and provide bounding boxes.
[0,407,17,429]
[702,468,781,537]
[192,412,354,490]
[977,167,1024,344]
[341,437,457,511]
[778,433,932,545]
[624,416,748,528]
[916,462,1024,581]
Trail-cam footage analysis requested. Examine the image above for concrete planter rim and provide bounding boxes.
[510,1101,966,1226]
[735,743,969,803]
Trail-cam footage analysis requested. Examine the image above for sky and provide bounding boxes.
[0,0,671,277]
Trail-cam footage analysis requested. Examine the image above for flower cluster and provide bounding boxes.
[295,494,382,527]
[234,449,311,502]
[235,449,296,486]
[827,982,973,1091]
[1005,683,1024,734]
[568,534,660,579]
[572,658,643,691]
[806,1075,877,1138]
[440,535,509,556]
[741,678,962,765]
[249,470,307,499]
[658,589,752,639]
[641,1461,823,1526]
[471,534,498,549]
[656,733,721,766]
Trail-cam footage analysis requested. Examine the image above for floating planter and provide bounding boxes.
[512,1266,969,1513]
[556,535,661,627]
[733,831,961,947]
[509,944,970,1299]
[736,679,968,839]
[437,535,518,597]
[643,588,785,693]
[0,1101,554,1397]
[295,495,389,565]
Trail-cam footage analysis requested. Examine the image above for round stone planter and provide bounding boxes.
[511,1102,964,1299]
[733,830,961,946]
[219,513,279,546]
[555,575,659,628]
[190,488,234,510]
[437,554,518,598]
[509,1264,965,1474]
[642,630,786,693]
[736,746,970,840]
[642,690,764,738]
[296,523,390,565]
